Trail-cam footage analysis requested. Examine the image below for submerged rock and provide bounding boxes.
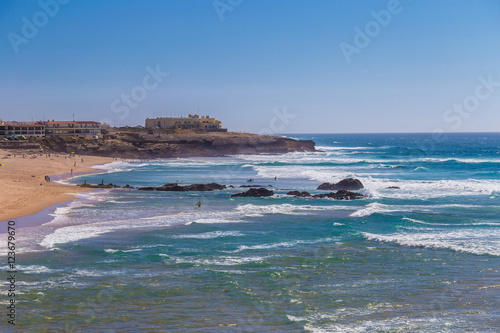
[139,183,226,191]
[231,188,274,197]
[317,178,364,191]
[240,185,272,188]
[78,183,123,188]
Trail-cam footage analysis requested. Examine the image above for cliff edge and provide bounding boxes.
[41,128,316,158]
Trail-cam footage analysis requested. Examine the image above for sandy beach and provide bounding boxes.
[0,148,115,221]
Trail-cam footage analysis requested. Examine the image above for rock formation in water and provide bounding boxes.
[287,189,365,200]
[286,191,311,197]
[317,178,364,191]
[231,188,274,197]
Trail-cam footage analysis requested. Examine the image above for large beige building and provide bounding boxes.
[145,114,225,131]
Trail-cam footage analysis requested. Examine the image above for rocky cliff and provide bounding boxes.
[41,129,316,158]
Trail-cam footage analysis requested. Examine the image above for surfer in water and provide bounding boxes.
[195,201,201,208]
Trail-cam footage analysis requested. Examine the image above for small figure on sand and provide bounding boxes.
[195,201,201,208]
[70,169,73,175]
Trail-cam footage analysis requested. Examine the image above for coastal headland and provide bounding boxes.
[0,130,315,221]
[40,128,316,158]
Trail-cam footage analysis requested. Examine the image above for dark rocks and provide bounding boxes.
[317,178,364,191]
[287,189,365,200]
[317,183,335,190]
[335,178,364,190]
[184,183,227,191]
[139,183,226,191]
[312,190,365,200]
[139,184,184,191]
[287,191,311,197]
[231,188,274,197]
[78,183,123,188]
[318,183,335,191]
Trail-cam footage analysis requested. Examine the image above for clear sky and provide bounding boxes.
[1,0,499,133]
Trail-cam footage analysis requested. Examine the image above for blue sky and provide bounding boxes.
[1,0,499,133]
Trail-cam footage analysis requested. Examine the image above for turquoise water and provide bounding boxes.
[6,133,500,332]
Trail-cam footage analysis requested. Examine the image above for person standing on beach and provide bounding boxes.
[71,169,73,175]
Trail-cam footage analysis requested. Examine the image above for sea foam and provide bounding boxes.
[363,229,500,256]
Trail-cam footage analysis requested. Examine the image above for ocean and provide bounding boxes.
[5,133,500,332]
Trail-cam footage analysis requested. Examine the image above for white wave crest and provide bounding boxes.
[363,229,500,256]
[350,203,395,217]
[171,231,245,239]
[166,255,268,266]
[233,237,337,253]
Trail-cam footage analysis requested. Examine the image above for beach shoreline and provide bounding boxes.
[0,148,116,221]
